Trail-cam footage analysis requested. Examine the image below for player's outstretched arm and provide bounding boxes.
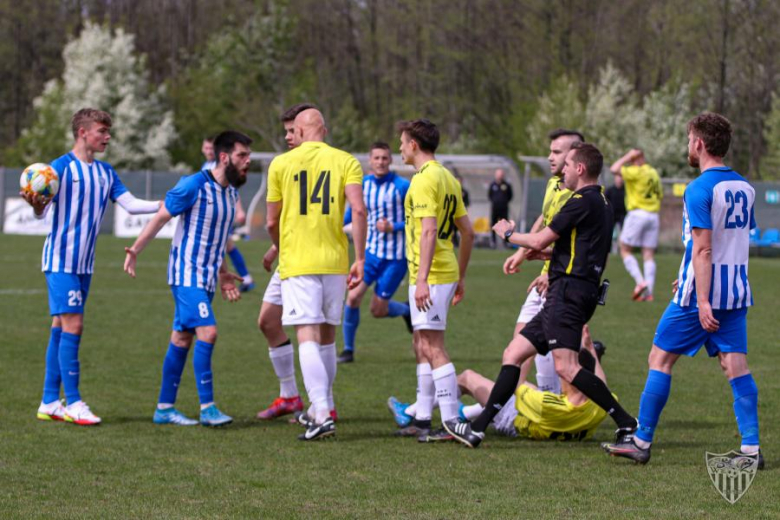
[452,214,474,306]
[124,205,173,278]
[494,219,558,251]
[345,184,367,289]
[115,192,162,215]
[691,227,719,332]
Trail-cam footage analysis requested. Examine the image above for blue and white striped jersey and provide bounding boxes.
[42,152,128,274]
[165,170,238,292]
[674,167,755,309]
[344,172,409,260]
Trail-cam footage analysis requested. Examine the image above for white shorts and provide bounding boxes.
[517,287,545,323]
[491,395,519,437]
[262,270,283,306]
[280,274,348,326]
[620,209,659,249]
[408,282,458,331]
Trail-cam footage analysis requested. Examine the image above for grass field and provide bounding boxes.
[1,234,778,519]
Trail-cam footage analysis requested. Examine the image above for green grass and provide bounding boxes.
[1,234,778,519]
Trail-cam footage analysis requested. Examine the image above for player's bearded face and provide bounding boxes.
[224,151,249,188]
[687,133,700,168]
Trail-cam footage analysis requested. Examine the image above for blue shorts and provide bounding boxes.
[363,254,407,300]
[45,272,92,316]
[171,286,216,332]
[654,302,748,357]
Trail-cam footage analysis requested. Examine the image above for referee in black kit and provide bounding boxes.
[445,143,638,449]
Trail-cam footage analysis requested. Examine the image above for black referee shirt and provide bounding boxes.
[547,184,613,286]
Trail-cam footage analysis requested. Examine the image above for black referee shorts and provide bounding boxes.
[520,277,599,355]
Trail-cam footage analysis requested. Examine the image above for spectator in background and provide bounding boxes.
[488,169,513,248]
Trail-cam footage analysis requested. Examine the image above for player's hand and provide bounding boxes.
[671,278,679,295]
[528,273,549,296]
[219,271,243,302]
[452,279,465,306]
[262,244,278,272]
[415,280,432,312]
[20,190,52,215]
[124,247,138,278]
[347,260,364,290]
[697,301,720,333]
[376,218,393,233]
[503,250,525,275]
[492,219,515,237]
[526,248,552,261]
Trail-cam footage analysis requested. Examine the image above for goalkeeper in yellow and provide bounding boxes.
[456,326,612,440]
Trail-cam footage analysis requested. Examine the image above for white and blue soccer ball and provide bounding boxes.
[20,163,59,198]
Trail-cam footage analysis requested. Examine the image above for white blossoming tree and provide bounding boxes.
[9,22,178,170]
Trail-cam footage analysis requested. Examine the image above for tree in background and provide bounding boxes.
[7,22,178,170]
[761,92,780,180]
[525,75,585,156]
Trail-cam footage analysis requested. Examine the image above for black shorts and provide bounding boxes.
[520,277,599,355]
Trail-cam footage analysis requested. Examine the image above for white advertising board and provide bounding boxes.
[3,198,52,235]
[113,206,178,238]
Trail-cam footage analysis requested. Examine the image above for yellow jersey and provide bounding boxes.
[621,164,662,212]
[540,175,572,274]
[266,141,363,279]
[404,160,468,285]
[513,384,611,441]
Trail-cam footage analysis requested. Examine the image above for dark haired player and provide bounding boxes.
[124,131,252,427]
[445,143,637,448]
[604,113,762,468]
[395,119,474,442]
[338,141,412,364]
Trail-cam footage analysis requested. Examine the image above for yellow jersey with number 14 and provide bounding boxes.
[622,164,662,212]
[404,160,467,285]
[267,141,363,279]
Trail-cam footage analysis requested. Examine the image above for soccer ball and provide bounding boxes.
[20,163,59,198]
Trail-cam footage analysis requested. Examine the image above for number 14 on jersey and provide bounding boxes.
[294,170,334,215]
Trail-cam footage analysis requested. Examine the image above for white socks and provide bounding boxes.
[298,341,329,422]
[622,255,644,285]
[643,259,656,296]
[415,363,435,421]
[319,342,337,410]
[433,363,459,422]
[269,343,298,398]
[534,353,561,394]
[462,403,483,420]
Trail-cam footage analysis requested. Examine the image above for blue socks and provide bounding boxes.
[58,332,82,405]
[159,343,189,405]
[193,340,215,404]
[636,370,672,443]
[386,300,410,318]
[342,305,360,353]
[42,327,62,404]
[228,248,249,277]
[730,373,759,446]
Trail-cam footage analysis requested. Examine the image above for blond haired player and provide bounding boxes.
[266,108,367,440]
[395,118,474,442]
[610,148,662,301]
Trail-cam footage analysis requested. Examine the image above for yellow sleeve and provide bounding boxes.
[345,156,364,186]
[621,165,639,182]
[411,174,438,219]
[266,157,283,203]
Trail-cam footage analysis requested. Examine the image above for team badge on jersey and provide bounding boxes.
[705,450,759,504]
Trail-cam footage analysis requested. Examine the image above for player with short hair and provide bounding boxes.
[124,130,252,427]
[338,141,412,364]
[266,108,367,440]
[395,118,474,442]
[610,148,662,301]
[255,102,318,421]
[29,108,160,426]
[202,135,254,293]
[445,143,637,449]
[603,113,763,468]
[503,129,583,395]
